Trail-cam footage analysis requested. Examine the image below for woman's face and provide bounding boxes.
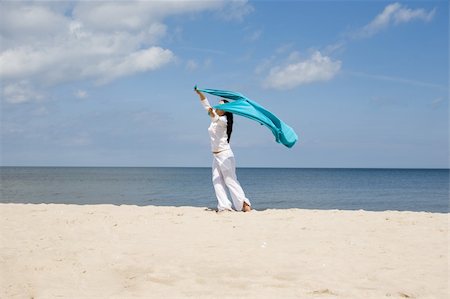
[216,100,226,116]
[216,109,225,116]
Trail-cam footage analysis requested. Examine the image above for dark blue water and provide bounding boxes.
[0,167,448,212]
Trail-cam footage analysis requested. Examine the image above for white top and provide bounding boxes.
[201,98,231,153]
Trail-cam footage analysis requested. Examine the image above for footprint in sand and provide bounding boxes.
[310,289,337,296]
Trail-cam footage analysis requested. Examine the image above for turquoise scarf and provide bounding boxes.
[196,86,298,148]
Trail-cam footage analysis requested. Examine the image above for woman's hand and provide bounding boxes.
[195,88,206,100]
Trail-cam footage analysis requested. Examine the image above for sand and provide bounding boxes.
[0,203,448,299]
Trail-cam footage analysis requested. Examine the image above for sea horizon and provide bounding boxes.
[1,166,449,170]
[1,167,448,213]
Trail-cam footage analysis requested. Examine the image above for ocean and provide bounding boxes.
[0,167,448,213]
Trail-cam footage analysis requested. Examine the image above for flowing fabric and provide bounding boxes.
[196,87,298,148]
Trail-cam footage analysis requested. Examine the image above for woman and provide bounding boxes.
[195,88,252,212]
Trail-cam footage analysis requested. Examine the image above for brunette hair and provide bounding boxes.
[220,99,233,143]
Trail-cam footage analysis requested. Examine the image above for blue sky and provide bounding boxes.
[1,0,448,168]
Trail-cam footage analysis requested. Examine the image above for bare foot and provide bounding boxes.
[242,202,252,212]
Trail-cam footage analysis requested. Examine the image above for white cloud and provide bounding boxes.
[0,1,253,102]
[323,41,346,56]
[91,47,175,84]
[0,3,69,45]
[186,59,199,71]
[71,1,223,32]
[185,58,212,72]
[2,81,44,104]
[346,71,447,91]
[359,2,436,37]
[275,43,295,55]
[264,51,341,89]
[216,0,254,21]
[75,90,88,99]
[247,29,262,42]
[0,4,174,85]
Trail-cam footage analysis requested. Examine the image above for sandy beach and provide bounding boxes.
[0,204,448,299]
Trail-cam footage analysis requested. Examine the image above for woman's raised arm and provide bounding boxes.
[195,88,216,117]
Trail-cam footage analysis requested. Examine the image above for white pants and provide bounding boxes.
[212,149,251,211]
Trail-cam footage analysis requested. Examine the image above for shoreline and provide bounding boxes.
[1,203,448,298]
[1,202,448,214]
